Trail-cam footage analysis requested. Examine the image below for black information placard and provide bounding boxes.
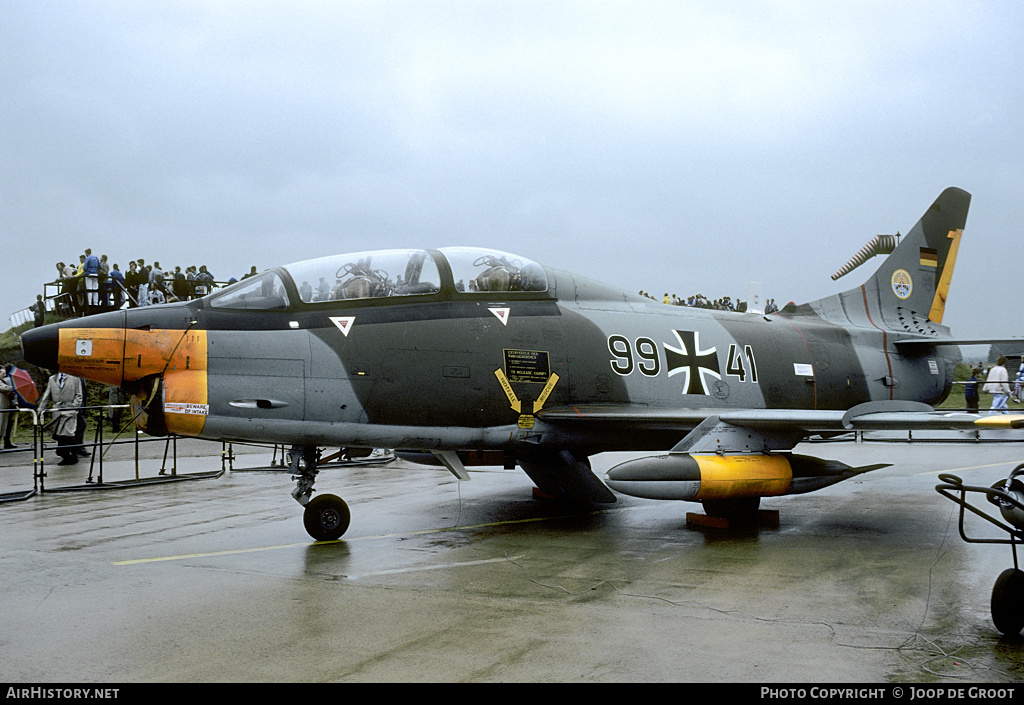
[503,349,549,383]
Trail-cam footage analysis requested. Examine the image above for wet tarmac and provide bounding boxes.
[1,436,1023,683]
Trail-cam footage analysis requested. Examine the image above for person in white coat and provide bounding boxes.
[983,356,1011,414]
[38,372,83,464]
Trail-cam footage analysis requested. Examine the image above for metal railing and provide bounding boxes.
[0,404,228,503]
[8,276,237,330]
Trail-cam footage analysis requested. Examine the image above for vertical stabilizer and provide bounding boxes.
[832,187,971,329]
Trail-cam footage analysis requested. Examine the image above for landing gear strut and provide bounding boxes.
[290,445,351,541]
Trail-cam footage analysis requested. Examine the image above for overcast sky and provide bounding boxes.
[2,1,1021,357]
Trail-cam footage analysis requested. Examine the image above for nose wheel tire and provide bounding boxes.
[303,494,351,541]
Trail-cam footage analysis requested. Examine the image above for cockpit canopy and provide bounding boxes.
[441,247,547,295]
[286,249,442,304]
[206,247,548,310]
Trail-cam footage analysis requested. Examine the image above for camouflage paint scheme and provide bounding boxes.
[21,187,1024,539]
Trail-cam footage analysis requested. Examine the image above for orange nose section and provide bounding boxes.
[56,327,128,386]
[56,327,209,437]
[57,328,207,386]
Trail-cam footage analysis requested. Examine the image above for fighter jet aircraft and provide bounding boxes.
[20,186,1024,540]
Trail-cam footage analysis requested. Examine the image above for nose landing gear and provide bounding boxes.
[290,445,351,541]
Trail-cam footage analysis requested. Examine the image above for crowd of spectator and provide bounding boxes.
[638,290,780,314]
[40,248,259,320]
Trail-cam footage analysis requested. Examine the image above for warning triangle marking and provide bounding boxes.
[329,316,355,337]
[489,307,510,326]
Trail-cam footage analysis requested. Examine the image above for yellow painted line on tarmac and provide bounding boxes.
[346,554,525,580]
[111,507,627,566]
[909,459,1022,478]
[113,542,311,565]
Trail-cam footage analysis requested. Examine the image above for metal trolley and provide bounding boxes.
[936,465,1024,636]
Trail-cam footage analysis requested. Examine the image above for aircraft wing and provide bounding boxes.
[537,401,1024,448]
[541,402,1024,502]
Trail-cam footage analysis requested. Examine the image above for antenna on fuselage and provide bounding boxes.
[747,282,764,315]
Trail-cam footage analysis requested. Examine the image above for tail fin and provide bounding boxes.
[828,187,970,329]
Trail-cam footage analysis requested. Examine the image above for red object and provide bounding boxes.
[8,367,39,408]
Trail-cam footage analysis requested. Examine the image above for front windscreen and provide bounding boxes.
[207,271,290,310]
[284,249,441,302]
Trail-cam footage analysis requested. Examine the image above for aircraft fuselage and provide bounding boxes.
[21,190,981,537]
[26,262,959,458]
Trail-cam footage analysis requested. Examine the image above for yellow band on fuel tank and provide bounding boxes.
[692,454,793,500]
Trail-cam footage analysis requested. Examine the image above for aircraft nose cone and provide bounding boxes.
[20,324,59,371]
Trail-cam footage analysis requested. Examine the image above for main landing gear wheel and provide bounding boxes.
[303,494,351,541]
[991,568,1024,636]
